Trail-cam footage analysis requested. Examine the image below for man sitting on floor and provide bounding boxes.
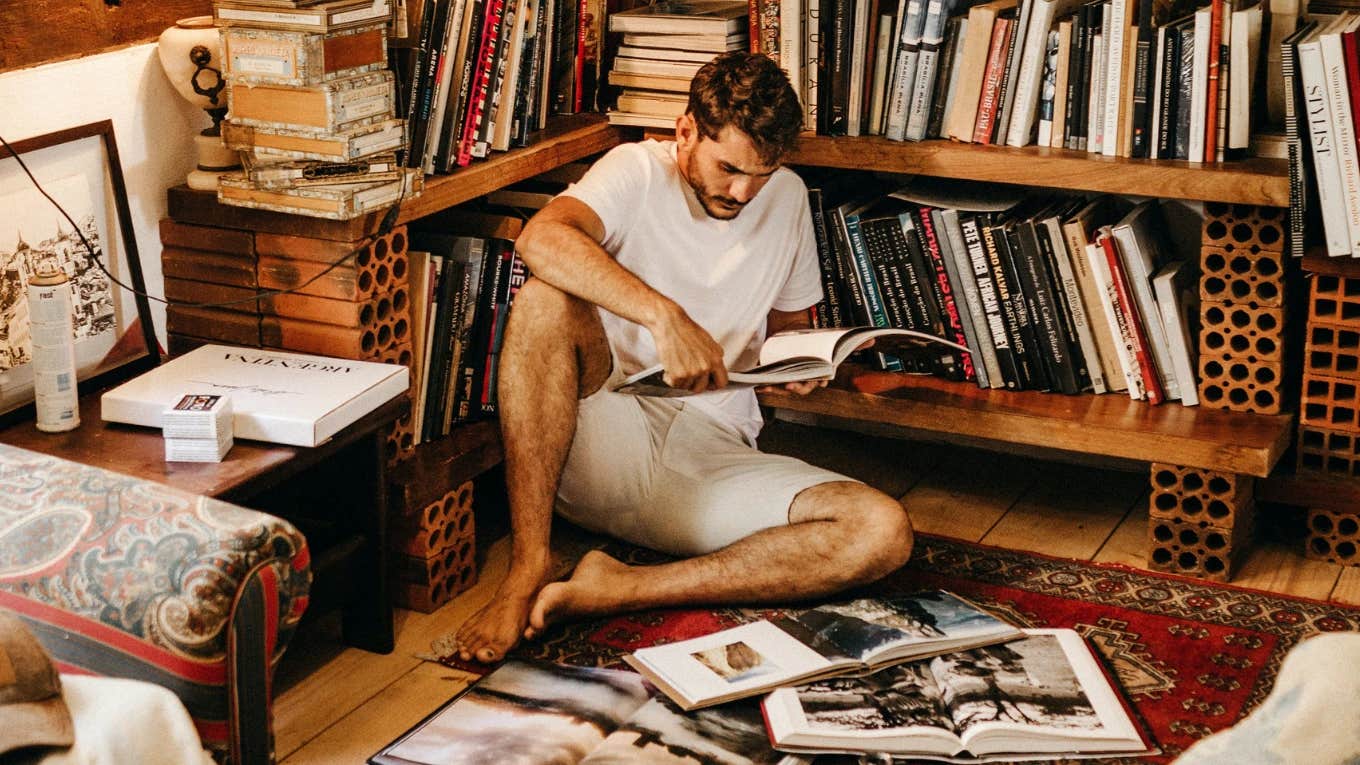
[453,51,914,664]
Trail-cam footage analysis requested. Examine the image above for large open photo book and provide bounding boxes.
[368,659,808,765]
[612,327,971,396]
[623,591,1022,710]
[762,629,1155,762]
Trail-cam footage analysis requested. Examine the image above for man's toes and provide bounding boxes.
[475,647,501,663]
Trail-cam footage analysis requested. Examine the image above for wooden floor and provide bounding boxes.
[273,419,1360,764]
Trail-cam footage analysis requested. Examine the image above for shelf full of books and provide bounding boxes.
[756,0,1278,166]
[758,173,1293,477]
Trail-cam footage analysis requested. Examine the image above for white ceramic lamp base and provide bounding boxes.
[188,133,239,191]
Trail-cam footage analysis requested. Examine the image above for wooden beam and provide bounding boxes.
[0,1,210,73]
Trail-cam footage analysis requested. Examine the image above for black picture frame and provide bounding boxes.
[0,120,160,429]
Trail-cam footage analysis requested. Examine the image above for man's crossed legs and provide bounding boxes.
[453,278,915,663]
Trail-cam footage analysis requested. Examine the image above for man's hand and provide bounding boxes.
[649,305,728,393]
[757,379,830,396]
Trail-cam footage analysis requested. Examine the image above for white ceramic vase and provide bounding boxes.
[158,16,239,191]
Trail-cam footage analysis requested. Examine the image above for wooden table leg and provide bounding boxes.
[341,430,395,653]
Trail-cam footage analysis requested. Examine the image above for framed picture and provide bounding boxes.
[0,120,159,428]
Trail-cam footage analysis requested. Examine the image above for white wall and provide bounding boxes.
[0,43,207,346]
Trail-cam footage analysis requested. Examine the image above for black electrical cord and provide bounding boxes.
[0,130,404,310]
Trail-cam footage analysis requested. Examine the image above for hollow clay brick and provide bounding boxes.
[1148,463,1253,525]
[1198,351,1285,414]
[1200,302,1285,361]
[1200,245,1286,307]
[1304,508,1360,566]
[1306,321,1360,381]
[1201,203,1286,254]
[1297,424,1360,478]
[1148,508,1254,582]
[391,482,474,559]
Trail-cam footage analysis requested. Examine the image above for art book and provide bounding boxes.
[763,628,1156,762]
[623,591,1023,710]
[368,659,809,765]
[611,326,970,396]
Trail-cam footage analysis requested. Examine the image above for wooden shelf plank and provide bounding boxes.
[388,420,503,512]
[787,134,1290,207]
[167,115,624,241]
[758,368,1294,477]
[1259,469,1360,513]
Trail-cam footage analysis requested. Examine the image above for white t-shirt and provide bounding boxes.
[560,139,822,441]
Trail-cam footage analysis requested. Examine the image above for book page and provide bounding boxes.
[629,621,844,705]
[935,630,1144,753]
[375,661,649,765]
[584,696,806,764]
[780,591,1021,666]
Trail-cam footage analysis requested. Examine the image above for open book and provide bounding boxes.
[612,326,971,396]
[368,659,808,765]
[763,629,1156,763]
[622,591,1022,710]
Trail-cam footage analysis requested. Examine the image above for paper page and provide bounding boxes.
[586,696,807,764]
[630,621,841,704]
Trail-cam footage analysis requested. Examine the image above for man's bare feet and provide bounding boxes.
[525,550,634,639]
[453,563,550,663]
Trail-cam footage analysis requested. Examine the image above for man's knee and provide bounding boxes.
[796,482,914,582]
[508,277,586,326]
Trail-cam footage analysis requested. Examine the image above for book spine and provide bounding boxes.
[809,189,847,328]
[1086,237,1142,397]
[1018,217,1081,393]
[905,16,945,140]
[1154,24,1178,160]
[864,218,916,331]
[475,0,520,156]
[973,15,1014,143]
[1099,230,1162,403]
[982,219,1035,388]
[896,211,956,376]
[999,223,1049,390]
[943,208,1004,387]
[918,206,976,382]
[1203,0,1223,162]
[462,239,506,420]
[928,16,966,138]
[1282,24,1312,258]
[1037,29,1060,147]
[1299,33,1353,255]
[965,215,1023,389]
[481,254,529,415]
[1042,216,1103,393]
[457,0,508,166]
[843,212,907,371]
[438,262,476,435]
[1128,12,1156,156]
[1099,0,1128,157]
[1321,23,1360,254]
[993,0,1031,142]
[826,0,852,135]
[885,0,928,140]
[805,0,822,130]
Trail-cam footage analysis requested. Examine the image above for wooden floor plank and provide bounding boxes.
[1233,541,1342,601]
[898,447,1037,541]
[1333,568,1360,605]
[982,463,1147,559]
[1091,505,1149,568]
[280,662,479,765]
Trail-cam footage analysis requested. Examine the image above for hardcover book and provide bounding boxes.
[101,344,409,447]
[221,22,388,87]
[223,117,407,161]
[368,659,808,765]
[762,628,1155,762]
[217,167,422,220]
[622,590,1022,710]
[227,70,396,133]
[241,152,401,187]
[611,326,970,396]
[608,0,749,35]
[215,0,393,33]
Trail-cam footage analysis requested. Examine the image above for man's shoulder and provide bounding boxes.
[602,139,676,169]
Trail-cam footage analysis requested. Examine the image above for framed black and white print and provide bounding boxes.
[0,120,159,427]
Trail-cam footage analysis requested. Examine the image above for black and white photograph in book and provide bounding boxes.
[782,591,1008,662]
[691,641,782,684]
[580,697,801,764]
[797,662,951,731]
[933,635,1099,730]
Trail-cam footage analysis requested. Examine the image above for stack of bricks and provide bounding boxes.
[1143,203,1288,581]
[159,219,417,465]
[389,481,477,612]
[1147,463,1255,581]
[1197,203,1289,415]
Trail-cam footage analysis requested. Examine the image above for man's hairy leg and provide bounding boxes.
[526,481,913,635]
[454,278,611,663]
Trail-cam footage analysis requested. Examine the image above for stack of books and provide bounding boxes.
[605,0,749,128]
[161,393,234,462]
[213,0,423,219]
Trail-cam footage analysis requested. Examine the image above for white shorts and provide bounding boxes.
[556,374,856,557]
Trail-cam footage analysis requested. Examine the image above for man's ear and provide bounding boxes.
[675,112,697,150]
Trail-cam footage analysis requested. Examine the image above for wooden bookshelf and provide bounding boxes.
[758,367,1294,477]
[787,135,1290,207]
[167,115,624,241]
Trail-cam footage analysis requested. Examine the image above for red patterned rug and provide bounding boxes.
[436,534,1360,762]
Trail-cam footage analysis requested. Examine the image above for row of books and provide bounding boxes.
[395,0,603,175]
[372,591,1152,764]
[1286,12,1360,258]
[808,175,1200,404]
[213,0,421,219]
[407,212,528,444]
[756,0,1265,159]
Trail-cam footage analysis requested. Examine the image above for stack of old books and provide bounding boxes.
[213,0,422,219]
[605,0,748,129]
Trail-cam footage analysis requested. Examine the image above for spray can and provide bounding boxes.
[28,268,80,432]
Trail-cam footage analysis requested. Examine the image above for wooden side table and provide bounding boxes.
[0,390,407,654]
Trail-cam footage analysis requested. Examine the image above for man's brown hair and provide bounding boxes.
[687,51,802,165]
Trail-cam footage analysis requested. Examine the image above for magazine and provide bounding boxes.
[763,629,1156,762]
[367,659,808,765]
[611,326,971,396]
[622,591,1022,710]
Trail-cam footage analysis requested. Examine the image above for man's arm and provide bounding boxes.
[516,196,728,392]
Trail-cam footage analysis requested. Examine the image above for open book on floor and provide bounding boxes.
[622,591,1022,710]
[762,628,1156,763]
[367,659,809,765]
[611,326,971,396]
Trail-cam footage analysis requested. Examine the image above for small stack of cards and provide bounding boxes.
[162,394,234,462]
